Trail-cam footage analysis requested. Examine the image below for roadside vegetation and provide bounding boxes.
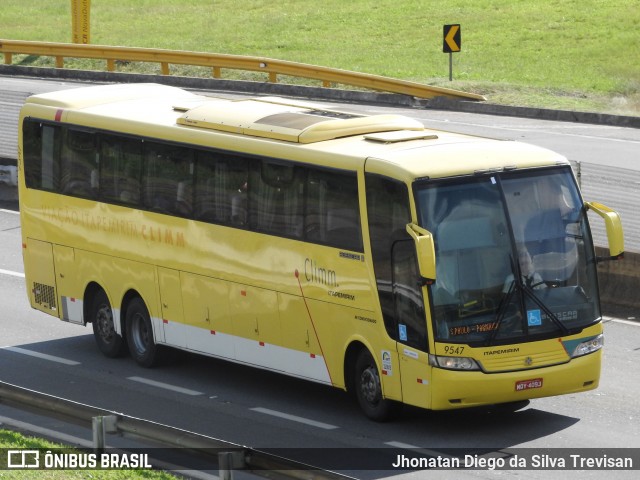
[0,429,177,479]
[1,0,638,115]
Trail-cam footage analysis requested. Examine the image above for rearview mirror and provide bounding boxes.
[585,202,624,261]
[405,223,436,282]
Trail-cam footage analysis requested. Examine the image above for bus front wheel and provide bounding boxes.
[126,297,161,368]
[91,290,127,358]
[354,349,397,421]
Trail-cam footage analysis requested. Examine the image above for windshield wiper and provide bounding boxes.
[487,253,570,346]
[486,281,517,345]
[487,253,519,345]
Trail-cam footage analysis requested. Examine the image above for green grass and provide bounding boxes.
[1,0,639,114]
[0,430,177,479]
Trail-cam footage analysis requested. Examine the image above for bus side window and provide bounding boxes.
[194,151,248,226]
[23,121,61,192]
[365,174,411,340]
[143,143,194,216]
[99,135,143,205]
[60,128,98,198]
[249,161,304,239]
[306,169,362,252]
[392,240,428,351]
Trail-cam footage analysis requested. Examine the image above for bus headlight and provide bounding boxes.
[571,334,604,358]
[429,354,480,371]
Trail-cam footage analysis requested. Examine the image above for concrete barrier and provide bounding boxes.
[597,247,640,309]
[0,165,17,186]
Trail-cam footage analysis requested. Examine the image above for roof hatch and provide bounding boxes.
[176,97,424,143]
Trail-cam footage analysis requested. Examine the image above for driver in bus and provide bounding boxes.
[503,247,547,293]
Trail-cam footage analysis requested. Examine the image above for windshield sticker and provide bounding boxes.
[527,309,542,326]
[382,350,393,375]
[398,324,408,341]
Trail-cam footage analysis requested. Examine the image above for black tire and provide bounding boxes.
[354,349,398,421]
[125,297,161,367]
[91,289,127,358]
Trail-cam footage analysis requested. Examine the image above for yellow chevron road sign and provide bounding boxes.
[443,24,461,53]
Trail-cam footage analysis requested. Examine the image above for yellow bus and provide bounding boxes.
[18,83,623,420]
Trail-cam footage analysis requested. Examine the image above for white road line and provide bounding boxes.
[127,376,204,396]
[0,209,19,215]
[609,318,640,327]
[1,346,81,366]
[250,407,339,430]
[0,268,24,278]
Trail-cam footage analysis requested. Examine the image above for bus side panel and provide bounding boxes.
[181,272,234,359]
[229,283,281,370]
[23,238,59,318]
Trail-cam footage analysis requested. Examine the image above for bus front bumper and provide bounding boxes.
[429,350,601,410]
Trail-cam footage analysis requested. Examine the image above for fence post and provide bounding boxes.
[218,451,246,480]
[92,416,106,450]
[92,415,117,450]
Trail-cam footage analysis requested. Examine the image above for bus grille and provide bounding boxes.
[33,282,56,310]
[481,350,569,372]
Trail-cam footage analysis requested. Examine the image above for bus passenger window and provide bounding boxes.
[99,135,143,205]
[305,169,362,251]
[143,143,194,216]
[60,128,98,198]
[194,151,248,225]
[249,161,304,239]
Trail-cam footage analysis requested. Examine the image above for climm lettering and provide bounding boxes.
[304,258,338,287]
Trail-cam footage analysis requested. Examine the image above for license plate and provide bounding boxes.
[515,378,543,391]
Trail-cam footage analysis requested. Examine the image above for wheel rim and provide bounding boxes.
[360,365,381,405]
[130,312,151,356]
[95,304,116,343]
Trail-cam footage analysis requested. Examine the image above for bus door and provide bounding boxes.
[157,267,184,347]
[53,244,84,325]
[391,240,432,409]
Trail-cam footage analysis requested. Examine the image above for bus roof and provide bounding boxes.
[24,83,568,181]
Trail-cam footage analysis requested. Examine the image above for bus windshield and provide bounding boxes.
[416,167,600,346]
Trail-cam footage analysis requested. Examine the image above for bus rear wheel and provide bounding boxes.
[91,290,127,358]
[354,349,397,421]
[126,297,161,368]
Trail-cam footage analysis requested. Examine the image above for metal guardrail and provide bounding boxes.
[0,381,354,480]
[0,39,486,102]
